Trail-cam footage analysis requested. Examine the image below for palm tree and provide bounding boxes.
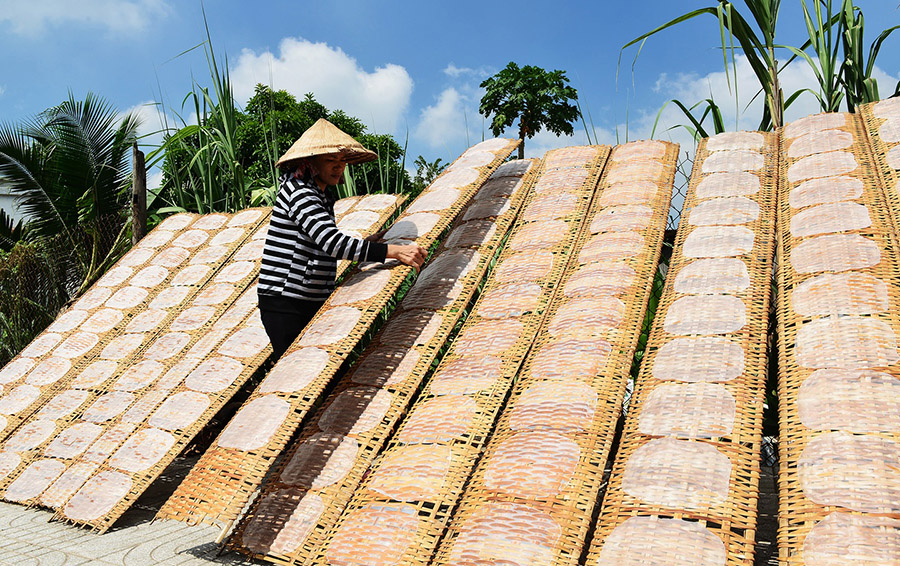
[0,209,26,253]
[0,92,141,295]
[413,155,447,192]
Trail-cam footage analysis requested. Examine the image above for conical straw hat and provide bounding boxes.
[276,118,378,167]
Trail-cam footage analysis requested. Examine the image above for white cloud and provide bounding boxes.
[147,170,164,192]
[872,67,900,98]
[120,101,171,154]
[0,0,170,36]
[443,64,491,79]
[652,73,671,93]
[443,64,471,78]
[415,88,468,149]
[413,64,502,155]
[623,54,856,159]
[415,81,615,161]
[414,80,495,154]
[640,53,900,143]
[229,37,413,134]
[119,100,178,191]
[0,85,5,96]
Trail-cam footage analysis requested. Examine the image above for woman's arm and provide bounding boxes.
[289,180,426,270]
[290,180,386,262]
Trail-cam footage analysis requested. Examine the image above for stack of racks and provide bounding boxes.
[433,139,676,566]
[587,131,777,565]
[10,112,900,562]
[310,145,610,566]
[157,139,519,528]
[228,159,539,564]
[776,104,900,563]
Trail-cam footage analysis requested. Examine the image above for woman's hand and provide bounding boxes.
[387,243,427,271]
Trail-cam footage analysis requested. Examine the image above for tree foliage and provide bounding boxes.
[626,0,788,132]
[479,62,580,159]
[157,85,412,214]
[0,210,27,253]
[0,241,71,366]
[412,155,448,193]
[235,87,367,190]
[151,40,256,216]
[0,92,139,365]
[0,92,140,292]
[836,1,900,111]
[235,87,409,200]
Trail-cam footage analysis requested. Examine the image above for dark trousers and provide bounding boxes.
[258,295,324,360]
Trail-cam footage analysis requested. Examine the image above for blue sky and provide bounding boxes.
[1,0,899,189]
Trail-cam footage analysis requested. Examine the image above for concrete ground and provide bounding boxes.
[0,456,259,566]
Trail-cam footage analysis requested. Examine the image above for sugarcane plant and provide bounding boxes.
[625,0,793,133]
[837,0,900,111]
[630,0,900,140]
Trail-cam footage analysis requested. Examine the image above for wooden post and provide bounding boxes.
[132,143,147,246]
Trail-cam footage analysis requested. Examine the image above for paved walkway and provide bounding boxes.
[0,503,252,565]
[0,456,260,566]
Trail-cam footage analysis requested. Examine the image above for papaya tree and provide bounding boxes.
[479,62,580,159]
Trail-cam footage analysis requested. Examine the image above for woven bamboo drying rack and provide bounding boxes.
[0,211,239,452]
[0,212,201,442]
[157,139,519,528]
[0,210,271,528]
[70,196,405,534]
[47,219,270,531]
[226,160,540,564]
[775,108,900,564]
[310,146,609,566]
[861,98,900,241]
[0,194,403,532]
[586,132,778,566]
[333,196,360,219]
[432,140,677,566]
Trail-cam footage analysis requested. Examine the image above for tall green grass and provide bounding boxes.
[626,0,900,139]
[146,9,254,215]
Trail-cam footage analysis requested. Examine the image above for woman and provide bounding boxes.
[258,118,427,358]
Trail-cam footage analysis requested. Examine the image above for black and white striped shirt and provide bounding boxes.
[258,173,387,302]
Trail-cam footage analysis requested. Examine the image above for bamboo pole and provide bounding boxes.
[131,143,147,245]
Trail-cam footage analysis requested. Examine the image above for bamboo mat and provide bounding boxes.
[861,98,900,251]
[0,212,200,442]
[309,146,609,566]
[0,211,252,454]
[226,160,539,564]
[156,139,518,529]
[47,222,269,531]
[0,210,271,529]
[11,194,403,532]
[775,108,900,565]
[586,131,778,566]
[432,140,676,566]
